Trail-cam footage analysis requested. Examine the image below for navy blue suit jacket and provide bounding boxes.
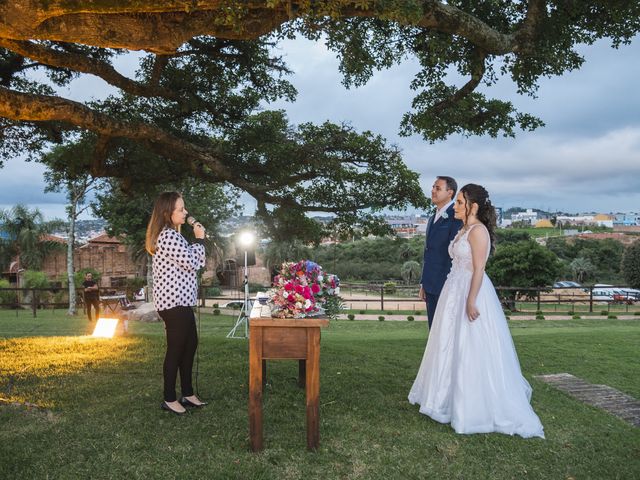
[420,203,463,296]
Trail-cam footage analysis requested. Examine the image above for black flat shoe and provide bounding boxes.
[161,401,187,415]
[179,396,208,408]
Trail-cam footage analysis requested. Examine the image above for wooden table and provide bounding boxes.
[248,302,329,452]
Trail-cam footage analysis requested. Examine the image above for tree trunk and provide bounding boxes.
[67,203,77,315]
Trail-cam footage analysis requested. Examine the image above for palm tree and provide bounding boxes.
[569,257,595,283]
[401,260,422,284]
[0,204,65,273]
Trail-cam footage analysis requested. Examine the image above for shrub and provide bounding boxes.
[567,311,575,316]
[535,314,545,320]
[205,286,222,297]
[378,315,385,321]
[359,310,365,314]
[0,279,18,307]
[503,309,512,316]
[347,314,355,321]
[414,310,422,315]
[23,270,50,289]
[386,311,393,316]
[635,311,640,316]
[535,310,543,315]
[213,303,219,308]
[608,314,617,319]
[600,310,608,316]
[572,314,581,319]
[23,270,52,307]
[383,282,396,294]
[213,308,220,315]
[52,290,66,307]
[407,315,415,321]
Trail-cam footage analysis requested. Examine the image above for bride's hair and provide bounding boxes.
[460,184,497,255]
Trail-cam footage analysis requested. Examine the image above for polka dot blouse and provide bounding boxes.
[152,227,206,312]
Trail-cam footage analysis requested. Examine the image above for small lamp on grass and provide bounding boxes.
[92,316,128,338]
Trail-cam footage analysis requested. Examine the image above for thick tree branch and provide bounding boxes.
[0,38,179,99]
[411,2,514,54]
[515,0,547,54]
[149,55,171,87]
[0,85,346,208]
[431,48,487,114]
[0,85,230,177]
[0,2,517,55]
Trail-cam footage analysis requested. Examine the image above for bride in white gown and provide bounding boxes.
[408,184,544,439]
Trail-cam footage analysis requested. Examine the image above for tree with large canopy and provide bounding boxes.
[0,1,638,236]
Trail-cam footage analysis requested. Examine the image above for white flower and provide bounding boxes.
[304,299,312,309]
[295,302,303,309]
[317,275,324,282]
[441,211,449,219]
[283,292,289,299]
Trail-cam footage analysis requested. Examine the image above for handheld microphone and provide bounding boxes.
[186,216,201,228]
[187,216,208,240]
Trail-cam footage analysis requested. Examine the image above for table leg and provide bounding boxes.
[249,327,263,452]
[306,327,320,450]
[298,359,306,388]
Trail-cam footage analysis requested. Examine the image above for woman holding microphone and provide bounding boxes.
[145,192,207,415]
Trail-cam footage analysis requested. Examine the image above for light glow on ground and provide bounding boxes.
[91,318,119,338]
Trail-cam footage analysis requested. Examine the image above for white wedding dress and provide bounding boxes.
[408,224,544,438]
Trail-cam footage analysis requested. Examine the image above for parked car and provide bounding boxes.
[591,289,615,302]
[620,288,640,300]
[220,300,245,309]
[553,281,582,289]
[593,283,618,302]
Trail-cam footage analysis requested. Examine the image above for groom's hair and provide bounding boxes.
[436,176,458,199]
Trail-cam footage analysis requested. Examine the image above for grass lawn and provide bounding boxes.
[1,309,639,479]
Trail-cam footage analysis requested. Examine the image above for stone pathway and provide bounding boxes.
[535,373,640,427]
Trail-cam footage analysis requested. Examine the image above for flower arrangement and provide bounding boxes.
[269,260,342,318]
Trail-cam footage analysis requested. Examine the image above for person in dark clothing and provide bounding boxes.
[82,272,100,322]
[419,176,463,329]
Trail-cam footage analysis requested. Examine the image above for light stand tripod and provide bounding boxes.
[227,249,251,338]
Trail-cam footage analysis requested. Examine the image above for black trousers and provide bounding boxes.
[158,306,198,402]
[85,297,100,322]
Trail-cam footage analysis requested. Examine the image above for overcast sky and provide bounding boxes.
[1,35,638,220]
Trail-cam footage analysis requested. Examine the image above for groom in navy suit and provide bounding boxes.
[419,176,463,329]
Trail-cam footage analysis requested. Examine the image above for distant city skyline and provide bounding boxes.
[1,35,639,220]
